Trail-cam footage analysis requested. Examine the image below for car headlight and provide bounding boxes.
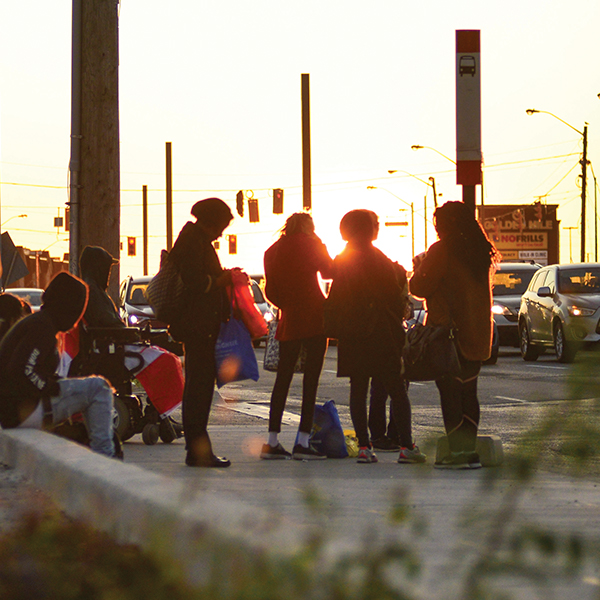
[492,304,514,317]
[567,305,597,317]
[128,314,139,325]
[264,311,274,323]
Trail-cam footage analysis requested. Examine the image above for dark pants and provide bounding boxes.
[435,356,481,453]
[350,371,413,449]
[182,336,218,459]
[368,377,399,442]
[268,334,328,435]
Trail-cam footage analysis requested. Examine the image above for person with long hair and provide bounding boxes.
[261,212,333,460]
[326,209,425,464]
[410,201,500,469]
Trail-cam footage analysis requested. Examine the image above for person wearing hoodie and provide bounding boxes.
[0,272,116,457]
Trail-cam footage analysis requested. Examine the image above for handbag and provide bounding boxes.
[214,313,259,388]
[308,400,348,458]
[228,270,268,339]
[145,250,185,324]
[263,317,306,373]
[403,321,461,382]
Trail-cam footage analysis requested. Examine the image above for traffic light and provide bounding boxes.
[248,198,259,223]
[273,188,283,214]
[534,202,543,222]
[127,236,136,256]
[228,234,237,254]
[236,190,244,217]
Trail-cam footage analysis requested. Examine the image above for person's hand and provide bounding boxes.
[215,270,233,288]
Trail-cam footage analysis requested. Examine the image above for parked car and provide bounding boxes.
[4,287,44,312]
[518,262,600,363]
[407,295,500,365]
[250,279,275,347]
[492,262,542,347]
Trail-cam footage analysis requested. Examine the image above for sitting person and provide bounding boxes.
[0,272,117,457]
[63,246,184,424]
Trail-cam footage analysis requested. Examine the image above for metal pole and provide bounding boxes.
[411,203,415,258]
[301,74,312,211]
[594,173,598,262]
[581,125,588,262]
[429,177,437,208]
[68,0,82,275]
[424,194,427,249]
[166,142,173,251]
[142,185,148,276]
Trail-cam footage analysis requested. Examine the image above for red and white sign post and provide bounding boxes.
[456,29,482,213]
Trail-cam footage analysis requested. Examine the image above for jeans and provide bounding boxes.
[268,335,328,434]
[351,371,413,449]
[50,376,115,457]
[435,356,481,453]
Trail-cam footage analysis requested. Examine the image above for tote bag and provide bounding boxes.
[145,250,185,324]
[263,317,306,373]
[214,315,259,388]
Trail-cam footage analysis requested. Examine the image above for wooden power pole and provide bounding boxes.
[71,0,121,298]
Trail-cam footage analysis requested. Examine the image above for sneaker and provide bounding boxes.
[434,451,482,470]
[357,446,378,463]
[260,442,291,460]
[292,444,326,461]
[397,444,427,464]
[371,437,400,452]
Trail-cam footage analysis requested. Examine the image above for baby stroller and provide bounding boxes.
[65,324,183,445]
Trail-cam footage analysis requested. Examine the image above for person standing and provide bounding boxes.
[325,209,425,464]
[169,198,234,468]
[409,201,499,469]
[261,212,333,460]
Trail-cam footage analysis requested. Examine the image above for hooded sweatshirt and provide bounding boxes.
[79,246,124,328]
[0,272,88,428]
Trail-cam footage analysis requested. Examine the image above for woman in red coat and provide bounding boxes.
[261,213,333,460]
[410,201,500,469]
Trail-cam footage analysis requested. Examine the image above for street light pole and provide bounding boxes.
[526,109,588,262]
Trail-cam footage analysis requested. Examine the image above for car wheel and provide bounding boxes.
[519,321,540,361]
[554,322,577,363]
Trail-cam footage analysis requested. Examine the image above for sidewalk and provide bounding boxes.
[2,396,600,599]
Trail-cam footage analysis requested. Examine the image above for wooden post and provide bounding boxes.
[301,74,312,211]
[78,0,120,298]
[142,185,148,276]
[166,142,173,251]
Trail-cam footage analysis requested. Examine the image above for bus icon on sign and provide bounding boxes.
[459,55,476,76]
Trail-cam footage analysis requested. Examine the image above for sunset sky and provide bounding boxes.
[1,0,599,277]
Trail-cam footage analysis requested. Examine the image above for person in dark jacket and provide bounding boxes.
[169,198,234,467]
[325,209,425,464]
[410,201,499,469]
[261,212,334,460]
[0,272,116,457]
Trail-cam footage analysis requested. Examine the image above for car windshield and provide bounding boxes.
[9,289,43,307]
[558,268,600,294]
[493,270,537,296]
[128,283,149,306]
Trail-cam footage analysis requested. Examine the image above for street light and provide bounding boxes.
[0,214,27,227]
[411,145,456,165]
[526,108,588,262]
[367,186,415,257]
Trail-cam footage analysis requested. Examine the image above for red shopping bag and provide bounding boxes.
[228,269,268,339]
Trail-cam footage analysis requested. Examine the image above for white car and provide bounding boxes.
[4,287,44,311]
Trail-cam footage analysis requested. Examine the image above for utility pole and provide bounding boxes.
[301,74,312,211]
[580,124,588,262]
[142,185,148,276]
[71,0,120,298]
[166,142,173,251]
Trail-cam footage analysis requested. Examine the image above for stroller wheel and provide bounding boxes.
[159,418,177,444]
[142,423,159,445]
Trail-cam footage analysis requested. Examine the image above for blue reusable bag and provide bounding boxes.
[214,317,259,388]
[309,400,349,458]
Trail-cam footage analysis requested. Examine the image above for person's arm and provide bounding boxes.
[313,238,334,280]
[409,242,446,299]
[14,334,61,398]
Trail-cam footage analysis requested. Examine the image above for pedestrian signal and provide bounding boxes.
[273,188,283,214]
[236,190,244,217]
[127,237,136,256]
[248,198,259,223]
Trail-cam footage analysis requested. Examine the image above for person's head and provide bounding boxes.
[339,209,377,245]
[79,246,119,290]
[0,293,28,341]
[280,212,315,238]
[191,197,234,241]
[41,272,89,332]
[433,201,500,276]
